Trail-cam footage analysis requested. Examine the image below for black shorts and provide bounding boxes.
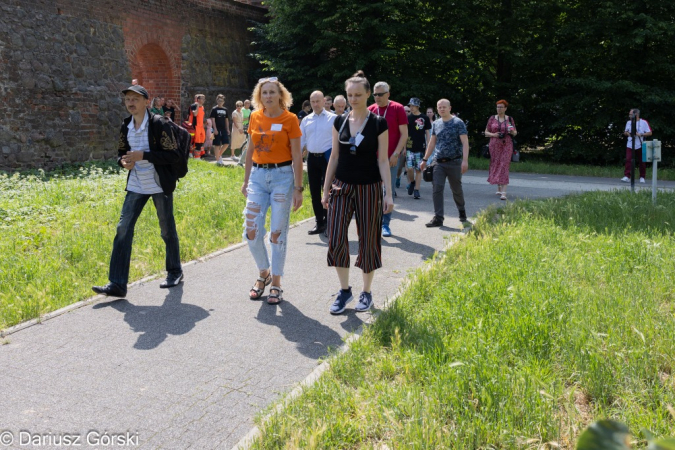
[213,131,230,146]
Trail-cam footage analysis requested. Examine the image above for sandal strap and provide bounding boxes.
[269,286,283,296]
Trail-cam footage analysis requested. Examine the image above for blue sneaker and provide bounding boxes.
[355,291,373,312]
[330,288,353,315]
[382,225,392,237]
[395,177,401,188]
[407,182,414,195]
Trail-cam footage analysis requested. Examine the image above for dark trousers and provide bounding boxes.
[432,159,466,220]
[624,147,646,178]
[109,191,182,288]
[307,150,330,225]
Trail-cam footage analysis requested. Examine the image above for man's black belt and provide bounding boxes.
[252,160,293,169]
[436,157,461,163]
[308,152,328,157]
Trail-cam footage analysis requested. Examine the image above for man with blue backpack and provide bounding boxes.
[92,85,188,297]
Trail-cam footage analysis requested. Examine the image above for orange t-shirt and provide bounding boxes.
[249,109,302,164]
[188,105,206,144]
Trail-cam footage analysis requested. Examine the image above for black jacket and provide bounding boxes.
[117,109,180,194]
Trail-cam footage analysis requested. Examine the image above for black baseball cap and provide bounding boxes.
[121,85,149,99]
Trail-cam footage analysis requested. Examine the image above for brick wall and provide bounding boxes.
[0,0,266,170]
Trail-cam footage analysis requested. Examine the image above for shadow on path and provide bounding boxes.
[93,285,210,350]
[381,234,438,261]
[255,300,362,360]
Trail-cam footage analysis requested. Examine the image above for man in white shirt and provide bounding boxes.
[621,108,652,183]
[92,85,184,297]
[300,90,336,235]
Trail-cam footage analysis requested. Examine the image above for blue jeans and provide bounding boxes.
[244,165,294,276]
[382,165,397,227]
[109,191,182,288]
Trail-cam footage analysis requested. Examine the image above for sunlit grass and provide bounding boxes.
[250,190,675,449]
[0,160,313,329]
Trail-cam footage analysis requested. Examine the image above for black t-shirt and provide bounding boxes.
[334,112,388,185]
[210,106,229,131]
[407,113,432,153]
[297,110,309,121]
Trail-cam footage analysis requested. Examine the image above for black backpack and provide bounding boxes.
[150,114,191,180]
[165,119,191,180]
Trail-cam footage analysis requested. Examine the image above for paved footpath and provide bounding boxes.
[1,169,673,450]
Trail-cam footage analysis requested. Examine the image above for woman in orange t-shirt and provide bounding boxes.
[241,77,304,305]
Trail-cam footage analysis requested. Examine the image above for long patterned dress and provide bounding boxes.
[486,115,516,185]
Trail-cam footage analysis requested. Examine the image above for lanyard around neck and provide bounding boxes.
[338,111,370,144]
[376,102,390,119]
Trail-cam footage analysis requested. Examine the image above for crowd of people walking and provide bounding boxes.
[96,70,651,317]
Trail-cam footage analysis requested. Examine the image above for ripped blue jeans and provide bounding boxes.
[243,165,294,276]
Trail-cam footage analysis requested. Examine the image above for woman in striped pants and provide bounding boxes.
[321,71,394,315]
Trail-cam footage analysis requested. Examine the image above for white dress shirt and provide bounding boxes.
[300,109,336,153]
[624,118,652,150]
[126,111,163,195]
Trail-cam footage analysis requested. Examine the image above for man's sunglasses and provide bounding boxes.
[338,136,358,155]
[373,92,388,97]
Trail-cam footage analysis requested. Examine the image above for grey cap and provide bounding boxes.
[408,97,421,107]
[121,85,149,99]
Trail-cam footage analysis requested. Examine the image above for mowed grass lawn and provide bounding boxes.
[0,160,313,329]
[251,190,675,449]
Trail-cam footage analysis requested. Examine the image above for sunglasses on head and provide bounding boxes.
[258,77,279,83]
[373,92,388,97]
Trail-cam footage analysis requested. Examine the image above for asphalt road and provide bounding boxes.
[1,169,673,450]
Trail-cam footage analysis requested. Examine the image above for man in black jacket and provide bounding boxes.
[92,85,184,297]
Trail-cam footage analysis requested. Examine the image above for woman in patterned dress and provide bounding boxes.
[485,99,517,200]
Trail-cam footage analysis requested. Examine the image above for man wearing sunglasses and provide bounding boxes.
[368,82,408,237]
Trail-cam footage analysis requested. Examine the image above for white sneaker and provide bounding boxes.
[640,177,645,183]
[620,176,630,182]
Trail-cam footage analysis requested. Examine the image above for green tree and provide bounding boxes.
[251,0,675,164]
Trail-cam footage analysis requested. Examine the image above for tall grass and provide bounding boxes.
[250,190,675,449]
[0,160,313,329]
[469,156,675,181]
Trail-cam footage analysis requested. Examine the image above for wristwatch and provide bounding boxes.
[294,186,304,192]
[422,158,428,162]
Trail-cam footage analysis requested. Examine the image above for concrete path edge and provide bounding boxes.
[230,234,463,450]
[0,217,316,339]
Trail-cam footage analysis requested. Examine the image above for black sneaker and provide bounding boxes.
[459,211,467,222]
[92,282,127,297]
[160,272,184,288]
[425,216,443,228]
[407,182,414,196]
[354,291,373,312]
[413,190,420,199]
[330,288,353,315]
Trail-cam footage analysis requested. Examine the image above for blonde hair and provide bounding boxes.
[236,100,243,107]
[251,79,293,110]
